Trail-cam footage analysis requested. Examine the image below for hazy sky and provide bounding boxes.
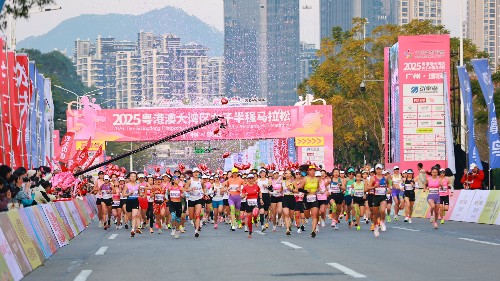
[13,0,465,48]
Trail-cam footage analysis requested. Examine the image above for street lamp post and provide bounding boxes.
[53,84,103,109]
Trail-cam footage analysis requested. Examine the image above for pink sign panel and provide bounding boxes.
[67,105,334,170]
[386,35,450,170]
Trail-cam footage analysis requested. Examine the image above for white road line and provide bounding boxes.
[108,234,118,240]
[392,226,420,232]
[74,270,92,281]
[459,238,500,246]
[254,231,266,235]
[280,241,302,249]
[95,246,108,255]
[327,263,367,278]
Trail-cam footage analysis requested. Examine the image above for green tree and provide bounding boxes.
[0,0,55,29]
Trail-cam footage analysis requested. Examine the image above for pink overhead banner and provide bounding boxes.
[66,104,334,169]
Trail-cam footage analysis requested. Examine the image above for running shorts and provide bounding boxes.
[427,194,440,204]
[392,189,400,198]
[282,195,296,209]
[138,197,148,210]
[223,199,229,207]
[96,198,102,206]
[344,195,353,206]
[120,199,126,208]
[440,195,449,205]
[366,194,374,206]
[228,194,241,209]
[404,190,415,202]
[169,201,182,219]
[126,198,139,212]
[212,200,224,209]
[188,199,203,208]
[259,193,271,211]
[101,198,112,207]
[112,200,121,209]
[318,200,328,206]
[329,193,344,205]
[294,201,305,213]
[353,196,365,206]
[385,194,393,205]
[271,196,282,204]
[240,201,247,212]
[371,195,386,207]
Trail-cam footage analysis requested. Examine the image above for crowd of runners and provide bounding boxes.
[92,163,454,238]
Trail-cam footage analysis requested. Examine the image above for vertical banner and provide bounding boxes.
[7,51,22,168]
[457,66,483,170]
[58,132,75,163]
[443,72,456,173]
[273,139,289,170]
[0,38,11,166]
[287,138,297,163]
[396,35,450,170]
[53,129,61,157]
[15,54,31,168]
[471,59,500,169]
[28,62,38,167]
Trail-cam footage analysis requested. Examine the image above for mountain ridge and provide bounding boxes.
[17,6,224,56]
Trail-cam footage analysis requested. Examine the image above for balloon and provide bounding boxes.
[222,152,230,158]
[154,166,161,173]
[121,167,127,173]
[221,97,229,105]
[166,168,171,175]
[213,128,220,135]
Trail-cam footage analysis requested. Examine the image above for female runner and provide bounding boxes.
[223,168,245,231]
[183,168,205,237]
[169,176,183,238]
[293,170,306,233]
[93,171,105,227]
[241,173,260,238]
[212,175,224,229]
[439,169,452,224]
[111,178,123,229]
[352,171,366,231]
[391,167,403,221]
[100,175,113,230]
[152,176,167,234]
[343,168,356,227]
[123,172,141,237]
[367,164,389,237]
[281,170,296,235]
[270,171,283,232]
[137,174,148,228]
[328,168,344,229]
[403,169,415,223]
[425,167,442,229]
[317,170,329,228]
[257,169,271,232]
[297,166,320,238]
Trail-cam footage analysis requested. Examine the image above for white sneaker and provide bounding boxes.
[331,220,335,227]
[261,225,266,232]
[321,220,325,227]
[118,224,123,230]
[99,221,103,228]
[171,229,176,236]
[174,230,179,239]
[374,226,379,237]
[408,218,412,224]
[244,226,248,232]
[404,217,409,222]
[272,225,277,232]
[334,224,339,230]
[430,216,434,223]
[297,228,302,233]
[380,222,387,232]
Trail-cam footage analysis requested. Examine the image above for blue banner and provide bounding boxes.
[443,72,456,173]
[287,138,297,163]
[471,59,500,169]
[457,66,483,170]
[28,62,38,167]
[259,140,268,164]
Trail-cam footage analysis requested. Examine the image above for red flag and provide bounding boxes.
[83,145,103,170]
[15,54,31,168]
[53,130,61,156]
[58,132,75,163]
[11,125,23,169]
[69,138,92,171]
[0,38,11,166]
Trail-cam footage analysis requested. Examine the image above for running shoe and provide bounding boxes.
[374,226,379,237]
[231,225,236,231]
[334,224,339,230]
[365,218,370,224]
[171,229,176,236]
[104,224,108,230]
[131,230,135,237]
[394,215,399,221]
[180,226,186,233]
[321,220,325,227]
[265,222,269,229]
[339,214,344,220]
[214,223,218,229]
[433,222,438,229]
[430,216,435,223]
[158,229,162,234]
[370,224,375,231]
[238,223,243,229]
[244,226,248,233]
[272,225,277,232]
[331,220,335,227]
[118,224,123,230]
[286,230,291,236]
[311,231,316,238]
[175,231,179,239]
[261,225,266,232]
[380,222,387,232]
[408,218,412,224]
[135,229,142,234]
[356,225,361,231]
[404,217,408,222]
[386,216,392,223]
[300,225,305,231]
[297,228,302,234]
[440,219,445,224]
[167,224,171,229]
[125,223,129,229]
[99,221,103,228]
[150,228,153,234]
[195,231,200,238]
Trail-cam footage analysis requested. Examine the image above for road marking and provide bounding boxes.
[95,246,108,255]
[459,238,500,246]
[392,226,420,232]
[281,241,302,249]
[108,234,118,240]
[254,231,266,235]
[74,270,92,281]
[327,263,366,278]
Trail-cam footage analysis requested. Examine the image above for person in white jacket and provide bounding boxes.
[34,179,56,204]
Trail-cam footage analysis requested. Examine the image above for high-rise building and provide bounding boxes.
[320,0,398,42]
[138,31,155,52]
[466,0,499,67]
[208,57,225,96]
[299,42,318,81]
[224,0,300,106]
[116,51,142,109]
[398,0,442,25]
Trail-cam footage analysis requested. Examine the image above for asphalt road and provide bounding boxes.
[22,216,500,281]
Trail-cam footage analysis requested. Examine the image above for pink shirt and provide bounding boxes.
[439,178,449,196]
[316,178,328,200]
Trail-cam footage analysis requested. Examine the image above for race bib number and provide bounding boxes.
[230,185,239,192]
[330,184,341,193]
[439,185,448,192]
[155,194,165,201]
[354,190,364,197]
[405,184,413,191]
[170,190,181,198]
[306,195,317,202]
[429,188,439,195]
[386,194,391,200]
[112,200,120,207]
[102,190,111,199]
[247,199,258,206]
[375,187,386,196]
[132,190,138,196]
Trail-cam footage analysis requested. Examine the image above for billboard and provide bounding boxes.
[386,35,450,170]
[67,105,334,170]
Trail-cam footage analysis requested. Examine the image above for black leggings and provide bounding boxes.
[147,202,154,228]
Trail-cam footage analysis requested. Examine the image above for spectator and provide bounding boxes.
[461,163,485,190]
[417,163,427,189]
[12,173,36,207]
[0,177,8,212]
[445,168,455,194]
[34,180,56,204]
[0,165,12,182]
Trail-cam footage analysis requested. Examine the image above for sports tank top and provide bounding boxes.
[374,176,387,196]
[257,178,269,193]
[169,186,182,200]
[345,179,355,196]
[316,178,328,200]
[271,179,283,197]
[127,183,139,198]
[282,180,294,196]
[353,181,365,197]
[190,179,203,200]
[304,177,318,194]
[329,178,342,194]
[427,177,440,195]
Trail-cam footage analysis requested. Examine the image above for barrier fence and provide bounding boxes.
[0,195,97,281]
[411,190,500,224]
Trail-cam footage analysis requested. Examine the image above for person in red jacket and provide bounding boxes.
[461,163,484,189]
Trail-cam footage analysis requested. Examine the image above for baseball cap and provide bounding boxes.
[402,170,407,174]
[370,168,375,173]
[407,169,414,174]
[104,175,110,180]
[231,167,239,173]
[375,164,383,170]
[247,173,255,178]
[340,170,345,174]
[347,167,355,173]
[193,168,200,172]
[314,171,321,177]
[470,163,478,169]
[393,166,399,170]
[138,173,145,178]
[118,177,125,181]
[98,171,105,175]
[259,169,267,174]
[202,175,209,179]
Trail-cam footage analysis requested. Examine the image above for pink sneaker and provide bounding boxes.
[214,223,218,229]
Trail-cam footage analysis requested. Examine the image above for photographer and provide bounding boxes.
[461,163,485,190]
[34,180,56,204]
[12,173,36,207]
